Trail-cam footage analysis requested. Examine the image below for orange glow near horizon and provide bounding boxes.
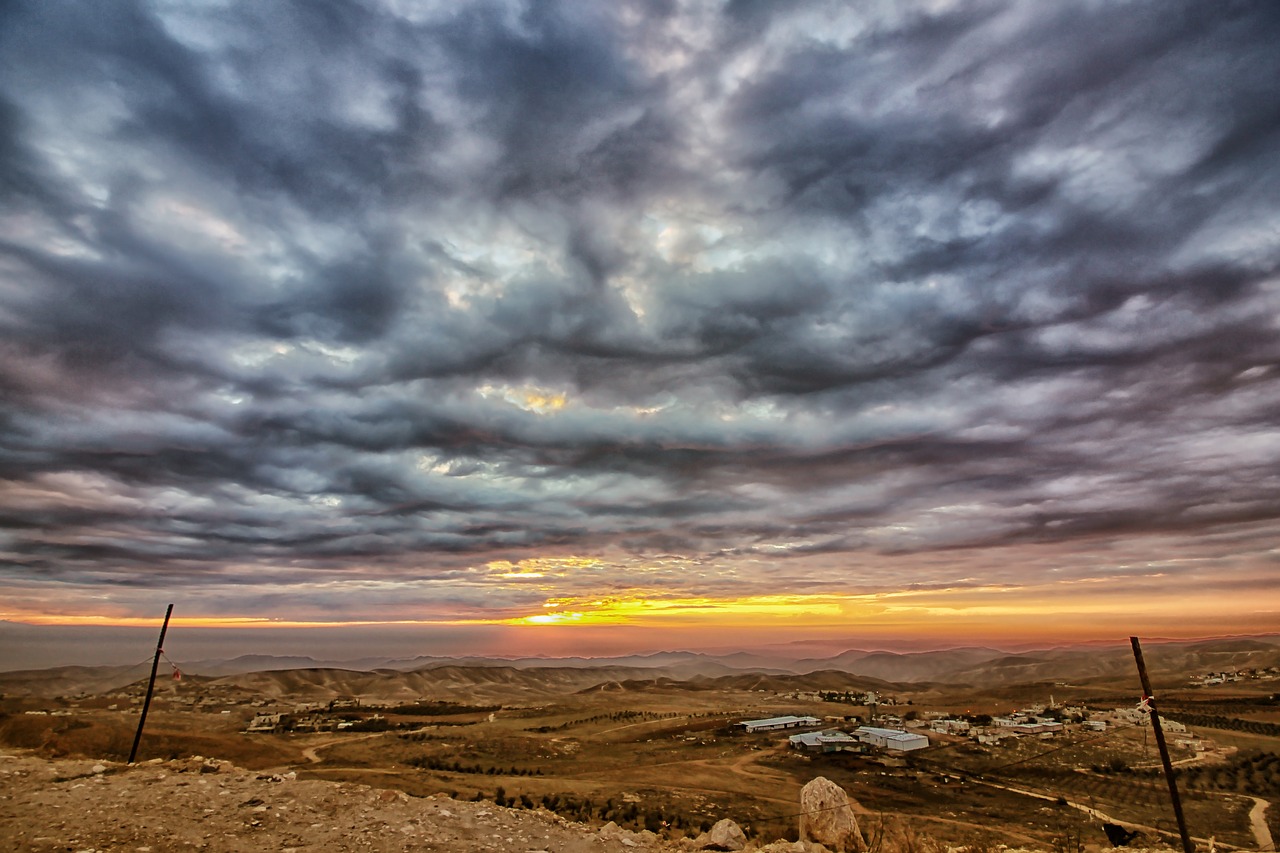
[2,578,1270,647]
[0,613,497,630]
[494,583,1269,642]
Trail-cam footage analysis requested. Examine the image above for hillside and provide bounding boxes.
[176,651,782,679]
[792,648,1006,682]
[0,664,163,698]
[202,662,847,705]
[574,670,898,696]
[0,662,771,703]
[942,638,1280,687]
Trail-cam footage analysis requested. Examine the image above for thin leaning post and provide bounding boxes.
[128,603,174,764]
[1130,636,1194,853]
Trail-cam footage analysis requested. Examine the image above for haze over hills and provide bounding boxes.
[789,647,1008,681]
[218,664,696,704]
[939,636,1280,687]
[1,636,1276,699]
[176,636,1280,679]
[224,636,1280,680]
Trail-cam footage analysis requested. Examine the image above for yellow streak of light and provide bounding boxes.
[522,389,567,413]
[505,593,857,627]
[477,383,568,414]
[526,612,584,624]
[502,583,1250,629]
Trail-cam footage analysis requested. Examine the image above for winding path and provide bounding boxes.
[1248,796,1273,852]
[300,731,389,765]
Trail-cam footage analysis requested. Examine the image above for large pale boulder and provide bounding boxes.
[694,817,747,851]
[798,777,864,853]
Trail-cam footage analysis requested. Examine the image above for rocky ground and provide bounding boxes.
[0,750,1180,853]
[0,750,685,852]
[1,750,848,853]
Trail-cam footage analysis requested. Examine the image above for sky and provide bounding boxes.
[2,0,1279,667]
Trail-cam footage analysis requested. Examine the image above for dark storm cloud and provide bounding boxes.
[1,0,1279,619]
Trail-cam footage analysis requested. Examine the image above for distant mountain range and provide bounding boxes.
[2,636,1275,700]
[183,636,1280,681]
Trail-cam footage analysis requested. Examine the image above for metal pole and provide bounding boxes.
[1130,636,1194,853]
[128,603,174,764]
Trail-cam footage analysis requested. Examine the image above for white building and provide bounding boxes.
[740,715,822,733]
[930,719,970,735]
[246,713,282,733]
[789,730,860,752]
[854,726,929,752]
[1011,721,1063,735]
[977,731,1015,745]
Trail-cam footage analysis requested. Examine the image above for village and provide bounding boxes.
[737,699,1215,763]
[16,676,1222,768]
[1189,665,1280,686]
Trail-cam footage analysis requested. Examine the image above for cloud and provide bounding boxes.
[1,0,1278,641]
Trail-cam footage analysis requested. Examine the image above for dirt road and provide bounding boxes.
[1248,796,1274,852]
[300,731,389,765]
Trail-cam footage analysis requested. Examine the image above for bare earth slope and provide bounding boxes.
[0,751,676,853]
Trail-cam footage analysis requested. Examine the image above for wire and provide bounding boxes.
[158,650,183,681]
[64,656,157,696]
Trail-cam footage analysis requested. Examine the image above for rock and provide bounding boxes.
[757,842,822,853]
[599,820,647,848]
[694,818,746,851]
[798,777,863,853]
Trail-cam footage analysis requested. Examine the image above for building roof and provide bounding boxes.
[856,726,905,737]
[855,726,928,743]
[741,715,822,728]
[789,730,856,747]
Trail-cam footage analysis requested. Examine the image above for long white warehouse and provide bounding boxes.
[739,715,822,733]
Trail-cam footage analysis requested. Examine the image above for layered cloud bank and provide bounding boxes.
[1,1,1278,651]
